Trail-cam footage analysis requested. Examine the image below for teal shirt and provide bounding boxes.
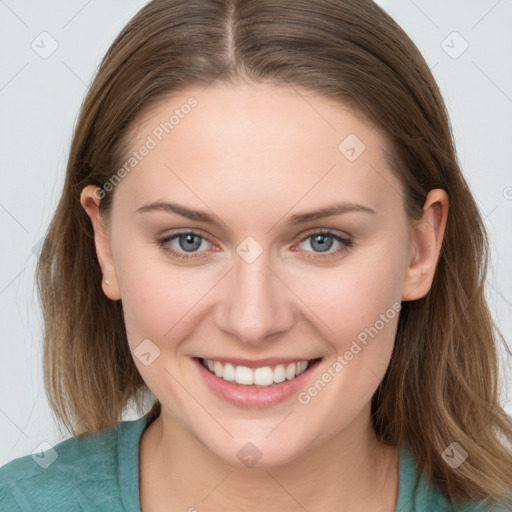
[0,412,506,511]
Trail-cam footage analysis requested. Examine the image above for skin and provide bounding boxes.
[81,82,448,511]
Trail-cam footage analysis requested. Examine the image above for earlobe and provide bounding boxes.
[401,189,449,301]
[80,185,121,301]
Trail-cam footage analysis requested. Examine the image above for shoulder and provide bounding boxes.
[0,414,149,512]
[396,446,453,512]
[397,445,510,512]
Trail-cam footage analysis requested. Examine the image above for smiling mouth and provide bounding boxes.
[198,357,322,388]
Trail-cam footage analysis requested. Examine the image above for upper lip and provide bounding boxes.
[197,356,320,369]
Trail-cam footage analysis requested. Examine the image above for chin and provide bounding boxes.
[201,430,310,469]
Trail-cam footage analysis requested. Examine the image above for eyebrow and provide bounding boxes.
[136,200,376,227]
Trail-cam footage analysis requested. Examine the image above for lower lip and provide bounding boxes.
[193,357,322,408]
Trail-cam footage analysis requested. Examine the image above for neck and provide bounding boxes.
[139,406,399,512]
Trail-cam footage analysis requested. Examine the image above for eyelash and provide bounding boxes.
[157,229,354,262]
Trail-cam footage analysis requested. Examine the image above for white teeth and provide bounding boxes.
[273,364,286,383]
[223,362,235,381]
[201,358,313,387]
[235,366,254,385]
[213,361,223,377]
[254,366,274,386]
[285,363,296,380]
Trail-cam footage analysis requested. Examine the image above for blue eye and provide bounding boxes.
[157,229,353,262]
[173,233,205,252]
[297,230,353,260]
[158,231,211,261]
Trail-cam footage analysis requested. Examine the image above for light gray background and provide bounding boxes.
[1,0,511,466]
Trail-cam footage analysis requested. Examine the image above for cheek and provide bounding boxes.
[288,239,405,414]
[114,246,215,416]
[292,240,405,346]
[117,252,207,346]
[304,251,405,418]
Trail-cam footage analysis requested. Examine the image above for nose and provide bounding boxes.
[214,247,297,346]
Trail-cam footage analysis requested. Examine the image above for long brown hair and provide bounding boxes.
[37,0,512,504]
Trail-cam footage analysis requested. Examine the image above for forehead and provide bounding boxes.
[116,83,402,218]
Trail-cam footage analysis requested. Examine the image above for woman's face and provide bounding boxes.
[86,83,439,466]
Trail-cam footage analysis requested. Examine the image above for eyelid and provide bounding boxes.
[157,227,354,260]
[293,228,353,260]
[298,227,353,241]
[158,226,352,244]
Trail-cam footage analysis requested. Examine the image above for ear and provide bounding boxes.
[401,189,449,301]
[80,185,121,301]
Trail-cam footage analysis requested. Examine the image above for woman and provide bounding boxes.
[1,0,511,510]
